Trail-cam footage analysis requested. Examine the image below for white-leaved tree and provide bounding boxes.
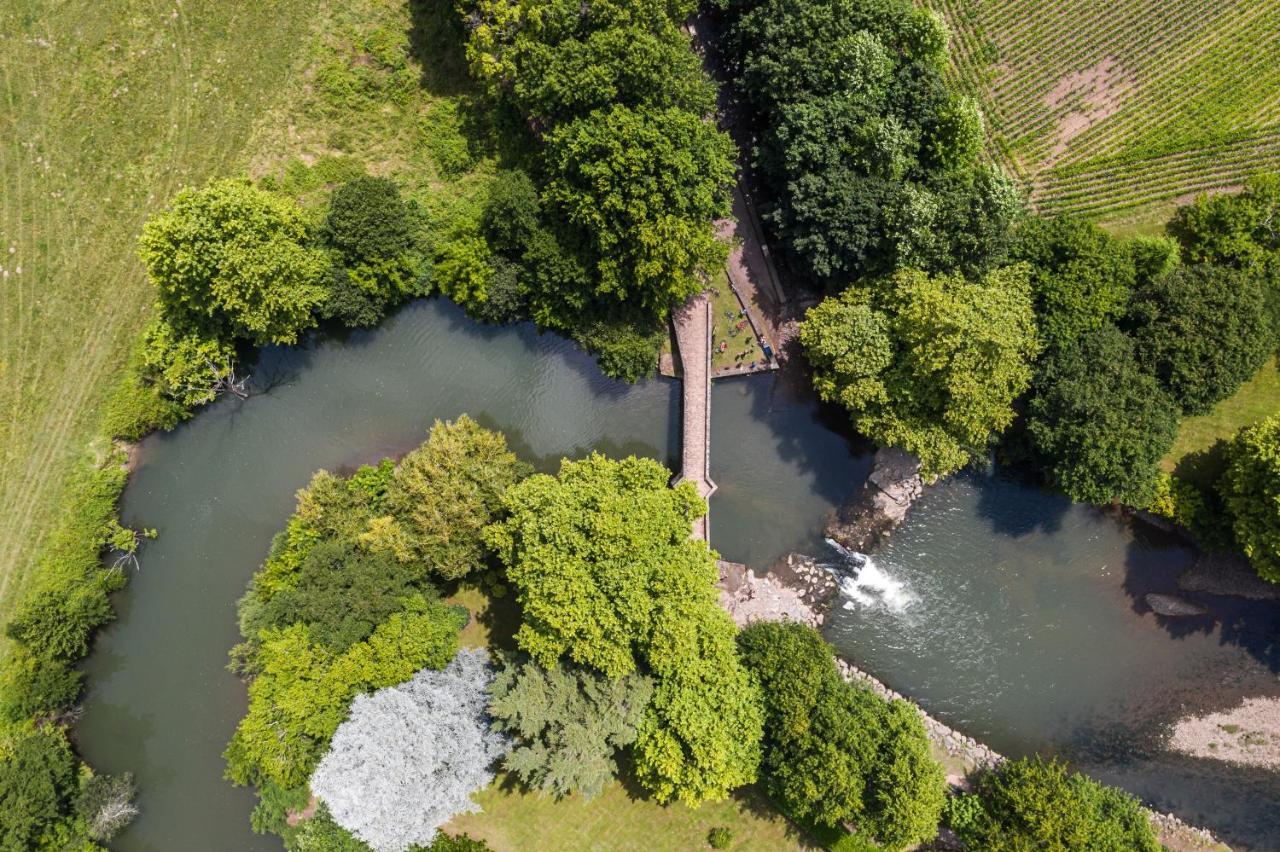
[310,648,508,851]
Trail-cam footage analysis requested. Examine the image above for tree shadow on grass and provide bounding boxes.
[1172,439,1230,491]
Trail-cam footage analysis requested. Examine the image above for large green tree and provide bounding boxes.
[1026,325,1179,506]
[1127,264,1270,414]
[800,266,1040,477]
[544,105,734,313]
[1219,415,1280,582]
[139,178,328,345]
[486,454,762,805]
[737,622,944,849]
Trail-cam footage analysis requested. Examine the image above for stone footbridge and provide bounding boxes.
[672,292,715,541]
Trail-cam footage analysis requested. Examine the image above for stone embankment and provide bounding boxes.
[716,551,1227,850]
[826,447,924,552]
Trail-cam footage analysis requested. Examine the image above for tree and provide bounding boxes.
[379,416,528,579]
[0,723,77,850]
[544,105,734,313]
[320,174,428,328]
[1219,416,1280,582]
[242,540,428,653]
[486,454,763,804]
[955,756,1159,851]
[225,598,465,789]
[310,649,508,851]
[139,317,242,406]
[737,622,944,849]
[1128,264,1270,414]
[1027,325,1179,506]
[139,178,329,344]
[488,658,653,799]
[1169,172,1280,269]
[75,773,138,842]
[1007,216,1136,352]
[800,266,1040,477]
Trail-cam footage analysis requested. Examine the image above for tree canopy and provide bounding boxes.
[139,178,329,345]
[800,265,1040,477]
[486,454,762,805]
[737,622,944,849]
[1026,325,1180,506]
[1127,263,1270,414]
[1219,416,1280,582]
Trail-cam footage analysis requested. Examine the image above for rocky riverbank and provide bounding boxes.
[716,550,1228,850]
[825,447,924,552]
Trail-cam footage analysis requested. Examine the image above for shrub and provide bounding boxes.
[310,649,508,851]
[1219,415,1280,582]
[488,658,653,799]
[0,722,77,849]
[1128,264,1270,414]
[958,756,1159,851]
[708,826,734,849]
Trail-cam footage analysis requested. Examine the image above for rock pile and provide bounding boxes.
[826,447,925,552]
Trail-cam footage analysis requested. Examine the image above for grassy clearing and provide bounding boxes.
[0,0,318,633]
[929,0,1280,223]
[709,272,761,372]
[1163,358,1280,487]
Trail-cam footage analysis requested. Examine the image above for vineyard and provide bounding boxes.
[930,0,1280,224]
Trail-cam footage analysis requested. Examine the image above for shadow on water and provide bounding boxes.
[1120,524,1280,672]
[972,464,1072,538]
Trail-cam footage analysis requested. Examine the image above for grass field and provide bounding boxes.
[0,1,319,630]
[1163,358,1280,487]
[928,0,1280,225]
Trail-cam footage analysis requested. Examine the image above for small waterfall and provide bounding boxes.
[823,538,916,613]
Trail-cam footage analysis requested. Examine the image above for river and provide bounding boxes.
[77,298,1280,849]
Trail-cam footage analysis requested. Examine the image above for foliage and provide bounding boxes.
[488,658,653,800]
[310,649,508,851]
[1027,325,1179,505]
[715,0,1019,283]
[1144,472,1210,533]
[1128,264,1270,414]
[138,317,240,407]
[487,454,763,804]
[322,177,423,302]
[737,622,944,849]
[241,540,428,653]
[543,105,734,313]
[708,826,733,849]
[139,178,329,345]
[379,416,528,578]
[1007,215,1136,352]
[957,756,1159,851]
[1219,416,1280,582]
[1170,173,1280,270]
[800,266,1040,477]
[0,722,77,849]
[225,598,466,789]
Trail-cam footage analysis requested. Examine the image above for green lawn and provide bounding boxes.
[1163,358,1280,487]
[0,0,318,630]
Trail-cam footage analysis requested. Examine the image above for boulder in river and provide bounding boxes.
[1145,593,1210,618]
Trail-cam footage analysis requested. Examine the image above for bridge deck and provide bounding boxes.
[672,292,716,541]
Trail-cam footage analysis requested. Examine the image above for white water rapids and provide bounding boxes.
[824,537,917,613]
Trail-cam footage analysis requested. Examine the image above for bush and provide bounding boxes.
[1219,415,1280,582]
[737,622,944,849]
[958,756,1159,851]
[1128,264,1270,414]
[708,826,734,849]
[0,723,77,849]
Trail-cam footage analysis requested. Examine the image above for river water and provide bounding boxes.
[77,299,1280,849]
